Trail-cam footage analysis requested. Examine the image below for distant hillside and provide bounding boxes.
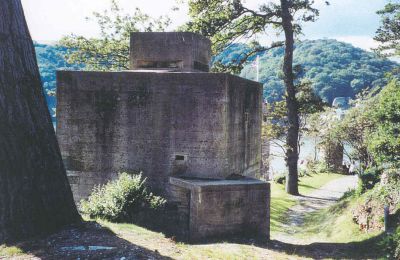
[34,43,80,119]
[217,39,398,104]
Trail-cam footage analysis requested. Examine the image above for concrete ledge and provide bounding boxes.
[169,177,270,242]
[170,177,268,191]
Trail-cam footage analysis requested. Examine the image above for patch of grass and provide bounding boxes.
[0,245,24,258]
[297,193,380,243]
[270,172,344,232]
[288,190,388,258]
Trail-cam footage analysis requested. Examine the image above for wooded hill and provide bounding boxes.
[218,39,397,104]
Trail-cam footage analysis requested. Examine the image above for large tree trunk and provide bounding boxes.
[281,0,300,195]
[0,0,80,243]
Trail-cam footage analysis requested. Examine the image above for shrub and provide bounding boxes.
[306,160,329,175]
[356,166,382,195]
[273,173,286,184]
[80,172,166,222]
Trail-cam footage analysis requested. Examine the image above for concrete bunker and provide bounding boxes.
[57,32,270,241]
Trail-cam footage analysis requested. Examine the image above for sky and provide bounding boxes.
[21,0,388,51]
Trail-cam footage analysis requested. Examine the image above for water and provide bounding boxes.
[269,136,352,177]
[269,136,319,176]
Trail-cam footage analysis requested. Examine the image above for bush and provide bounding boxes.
[356,166,382,195]
[273,173,286,184]
[80,172,166,222]
[306,160,329,175]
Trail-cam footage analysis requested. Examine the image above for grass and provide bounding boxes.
[294,190,381,243]
[288,190,389,259]
[99,219,269,259]
[270,172,344,232]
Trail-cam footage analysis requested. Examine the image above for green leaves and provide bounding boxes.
[374,1,400,57]
[59,0,170,71]
[80,172,166,222]
[185,0,327,73]
[367,79,400,165]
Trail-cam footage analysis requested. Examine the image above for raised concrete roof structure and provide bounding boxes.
[130,32,211,72]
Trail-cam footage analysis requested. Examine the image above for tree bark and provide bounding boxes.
[0,0,80,243]
[281,0,300,195]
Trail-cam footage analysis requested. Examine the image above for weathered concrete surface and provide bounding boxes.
[130,32,211,72]
[57,71,263,202]
[170,177,270,242]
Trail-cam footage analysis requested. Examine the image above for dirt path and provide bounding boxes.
[274,175,358,244]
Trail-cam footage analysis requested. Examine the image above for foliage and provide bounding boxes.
[324,96,375,170]
[184,0,324,71]
[374,1,400,57]
[59,0,170,71]
[353,168,400,235]
[318,78,400,195]
[236,39,398,103]
[367,79,400,166]
[304,160,329,175]
[80,172,166,222]
[273,173,286,184]
[264,80,325,158]
[356,166,382,195]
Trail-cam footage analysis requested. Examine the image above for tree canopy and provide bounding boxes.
[374,1,400,57]
[59,0,170,71]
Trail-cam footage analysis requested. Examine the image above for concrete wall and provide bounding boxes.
[130,32,211,72]
[227,76,262,178]
[170,177,270,242]
[57,71,262,202]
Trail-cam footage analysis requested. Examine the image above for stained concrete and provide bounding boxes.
[57,71,263,201]
[130,32,211,72]
[170,177,270,242]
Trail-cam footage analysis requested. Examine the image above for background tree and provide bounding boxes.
[0,0,80,243]
[60,0,170,71]
[185,0,327,194]
[367,79,400,166]
[265,80,325,166]
[374,1,400,58]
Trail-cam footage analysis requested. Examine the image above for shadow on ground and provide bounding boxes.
[268,234,386,259]
[2,221,389,259]
[193,232,386,259]
[4,221,172,260]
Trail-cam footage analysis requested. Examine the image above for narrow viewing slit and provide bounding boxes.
[175,155,185,161]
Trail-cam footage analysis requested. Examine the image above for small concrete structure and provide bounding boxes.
[57,32,270,241]
[170,177,270,242]
[130,32,211,72]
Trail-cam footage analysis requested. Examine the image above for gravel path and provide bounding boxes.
[274,175,358,244]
